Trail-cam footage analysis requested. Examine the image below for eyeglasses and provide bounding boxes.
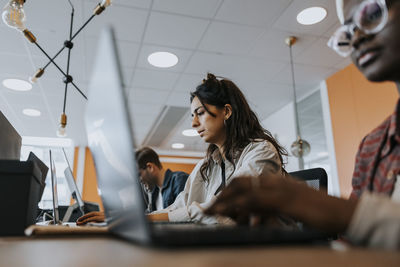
[328,0,388,57]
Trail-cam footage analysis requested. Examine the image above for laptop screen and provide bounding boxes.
[49,150,60,224]
[85,26,150,243]
[61,148,85,213]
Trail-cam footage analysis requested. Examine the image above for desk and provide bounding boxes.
[1,236,399,267]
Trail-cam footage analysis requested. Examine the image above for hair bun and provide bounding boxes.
[206,73,217,81]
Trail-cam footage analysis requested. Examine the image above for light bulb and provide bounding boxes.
[2,0,26,31]
[56,113,67,137]
[94,0,112,15]
[101,0,112,8]
[291,137,311,158]
[29,68,44,83]
[57,125,67,137]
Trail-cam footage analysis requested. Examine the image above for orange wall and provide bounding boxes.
[326,64,398,197]
[74,147,104,211]
[160,162,196,175]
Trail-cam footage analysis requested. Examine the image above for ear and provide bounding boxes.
[146,162,154,172]
[224,104,232,120]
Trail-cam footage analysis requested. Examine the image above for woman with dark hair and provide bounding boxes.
[77,73,287,225]
[148,73,287,223]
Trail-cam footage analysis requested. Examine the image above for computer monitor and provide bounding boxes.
[0,111,21,160]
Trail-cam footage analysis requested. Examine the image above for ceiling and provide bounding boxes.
[0,0,350,153]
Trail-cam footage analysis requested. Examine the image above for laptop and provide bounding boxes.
[84,26,329,246]
[49,150,61,225]
[62,148,85,216]
[24,149,108,235]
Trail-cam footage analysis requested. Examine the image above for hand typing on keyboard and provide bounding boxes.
[76,211,105,225]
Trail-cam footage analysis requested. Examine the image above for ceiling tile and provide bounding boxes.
[186,51,286,83]
[199,21,264,55]
[85,36,140,69]
[144,12,209,49]
[0,27,27,56]
[24,0,84,35]
[295,37,344,68]
[216,0,291,27]
[132,69,180,91]
[153,0,222,18]
[129,88,170,104]
[0,54,36,76]
[166,91,191,107]
[83,3,148,43]
[249,29,317,61]
[174,73,204,92]
[272,63,335,87]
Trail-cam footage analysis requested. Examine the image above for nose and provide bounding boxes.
[191,115,199,128]
[351,27,372,50]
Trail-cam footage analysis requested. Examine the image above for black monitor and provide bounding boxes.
[0,111,21,160]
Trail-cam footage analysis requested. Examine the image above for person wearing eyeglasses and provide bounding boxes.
[206,0,400,249]
[135,147,189,213]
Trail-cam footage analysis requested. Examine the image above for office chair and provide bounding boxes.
[289,167,328,192]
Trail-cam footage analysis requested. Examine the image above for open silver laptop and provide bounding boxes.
[49,150,61,225]
[85,26,329,246]
[60,148,86,221]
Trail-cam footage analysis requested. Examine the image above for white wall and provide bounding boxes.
[261,102,299,172]
[320,81,341,197]
[262,85,341,197]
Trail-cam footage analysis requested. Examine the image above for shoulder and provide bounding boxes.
[171,171,189,181]
[365,116,391,141]
[358,115,391,150]
[238,139,280,167]
[242,139,278,157]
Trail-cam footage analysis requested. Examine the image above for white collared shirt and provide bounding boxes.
[152,139,281,224]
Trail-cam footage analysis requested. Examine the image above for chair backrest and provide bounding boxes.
[289,168,328,192]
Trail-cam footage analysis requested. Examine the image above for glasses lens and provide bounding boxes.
[328,26,352,57]
[354,0,386,33]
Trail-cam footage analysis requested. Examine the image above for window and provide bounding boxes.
[20,137,74,209]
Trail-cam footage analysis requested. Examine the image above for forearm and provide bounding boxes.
[147,212,169,222]
[282,184,357,233]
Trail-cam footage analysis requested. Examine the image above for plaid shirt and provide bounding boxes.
[351,99,400,199]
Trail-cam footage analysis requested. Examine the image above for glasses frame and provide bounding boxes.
[328,0,389,57]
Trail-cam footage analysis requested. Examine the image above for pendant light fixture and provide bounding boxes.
[285,36,311,169]
[2,0,113,137]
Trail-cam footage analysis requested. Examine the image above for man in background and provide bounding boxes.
[136,147,189,212]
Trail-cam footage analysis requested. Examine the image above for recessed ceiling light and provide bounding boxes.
[147,52,178,68]
[2,78,32,91]
[182,129,199,137]
[172,143,184,149]
[22,108,41,117]
[297,7,327,25]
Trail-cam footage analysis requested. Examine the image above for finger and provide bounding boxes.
[77,211,100,221]
[77,215,105,225]
[76,211,103,223]
[210,178,252,207]
[207,193,254,218]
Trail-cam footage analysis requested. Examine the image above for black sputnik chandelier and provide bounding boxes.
[2,0,112,137]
